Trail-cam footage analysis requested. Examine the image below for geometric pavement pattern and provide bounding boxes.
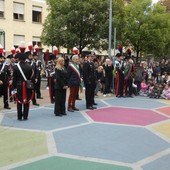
[0,96,170,170]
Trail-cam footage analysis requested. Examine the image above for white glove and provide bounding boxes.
[11,89,17,95]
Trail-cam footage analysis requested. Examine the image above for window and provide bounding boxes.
[14,35,25,48]
[32,6,42,23]
[0,30,5,48]
[0,0,4,18]
[13,2,24,20]
[32,37,42,47]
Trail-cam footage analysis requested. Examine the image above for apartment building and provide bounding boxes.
[0,0,49,53]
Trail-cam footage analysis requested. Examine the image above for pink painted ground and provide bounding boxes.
[157,107,170,116]
[86,107,169,126]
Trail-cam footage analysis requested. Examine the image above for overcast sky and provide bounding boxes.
[152,0,159,3]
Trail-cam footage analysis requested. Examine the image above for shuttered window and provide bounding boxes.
[13,2,24,20]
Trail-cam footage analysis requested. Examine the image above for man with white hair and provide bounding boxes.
[67,55,81,112]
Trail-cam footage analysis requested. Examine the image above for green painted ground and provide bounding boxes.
[0,127,48,167]
[11,156,132,170]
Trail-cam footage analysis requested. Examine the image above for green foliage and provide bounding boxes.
[42,0,107,52]
[41,0,170,58]
[123,0,170,60]
[41,0,125,53]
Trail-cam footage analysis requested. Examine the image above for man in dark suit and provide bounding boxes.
[12,53,34,120]
[82,54,97,110]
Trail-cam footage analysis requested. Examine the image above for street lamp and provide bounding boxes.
[108,0,112,58]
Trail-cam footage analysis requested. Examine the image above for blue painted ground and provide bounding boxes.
[1,96,170,170]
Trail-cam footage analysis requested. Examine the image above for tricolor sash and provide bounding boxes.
[69,63,80,79]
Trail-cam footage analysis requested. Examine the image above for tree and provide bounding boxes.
[41,0,125,54]
[124,0,170,62]
[41,0,108,53]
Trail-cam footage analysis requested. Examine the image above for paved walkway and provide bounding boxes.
[0,89,170,170]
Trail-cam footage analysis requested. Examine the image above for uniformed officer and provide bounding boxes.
[115,53,125,97]
[12,53,34,120]
[0,53,11,109]
[45,54,56,103]
[33,52,43,99]
[25,51,39,106]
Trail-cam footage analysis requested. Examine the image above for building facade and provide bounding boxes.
[0,0,49,53]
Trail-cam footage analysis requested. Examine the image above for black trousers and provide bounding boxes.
[84,82,96,108]
[125,78,133,96]
[2,82,9,107]
[17,102,30,120]
[116,72,124,97]
[54,89,66,115]
[104,76,113,94]
[35,76,41,98]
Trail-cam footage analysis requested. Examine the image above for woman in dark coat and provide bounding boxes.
[54,57,68,116]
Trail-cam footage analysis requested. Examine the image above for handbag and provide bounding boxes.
[26,80,34,89]
[17,63,34,89]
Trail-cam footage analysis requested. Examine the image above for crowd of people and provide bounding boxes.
[0,45,170,121]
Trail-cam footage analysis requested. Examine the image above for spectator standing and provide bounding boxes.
[103,58,114,96]
[134,63,144,94]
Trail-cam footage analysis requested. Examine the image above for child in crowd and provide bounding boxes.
[140,79,148,96]
[147,82,154,97]
[161,84,170,100]
[155,73,164,84]
[149,83,163,99]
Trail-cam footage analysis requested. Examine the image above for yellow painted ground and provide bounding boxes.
[0,127,48,167]
[159,99,170,105]
[152,121,170,139]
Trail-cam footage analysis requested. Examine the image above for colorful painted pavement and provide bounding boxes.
[0,96,170,170]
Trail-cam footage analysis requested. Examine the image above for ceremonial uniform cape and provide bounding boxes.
[67,63,81,87]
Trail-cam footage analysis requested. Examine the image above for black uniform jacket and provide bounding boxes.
[12,61,33,101]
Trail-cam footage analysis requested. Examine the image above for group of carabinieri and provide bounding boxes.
[0,43,44,110]
[0,42,136,112]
